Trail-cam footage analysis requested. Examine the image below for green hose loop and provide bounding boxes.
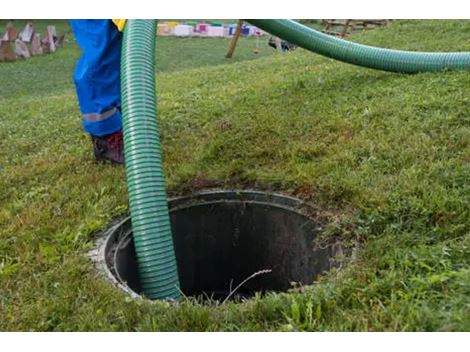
[247,19,470,73]
[121,19,180,301]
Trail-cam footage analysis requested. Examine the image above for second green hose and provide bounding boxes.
[247,19,470,73]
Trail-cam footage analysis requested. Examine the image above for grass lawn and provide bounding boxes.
[1,20,470,331]
[0,19,274,99]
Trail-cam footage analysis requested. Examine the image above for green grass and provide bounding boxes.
[0,19,274,99]
[1,20,470,331]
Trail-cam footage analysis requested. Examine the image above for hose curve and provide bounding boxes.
[246,19,470,73]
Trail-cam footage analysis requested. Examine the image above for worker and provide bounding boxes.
[70,19,126,164]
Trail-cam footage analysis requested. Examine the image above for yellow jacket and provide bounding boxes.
[112,19,127,32]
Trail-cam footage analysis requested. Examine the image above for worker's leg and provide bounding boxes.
[70,20,122,137]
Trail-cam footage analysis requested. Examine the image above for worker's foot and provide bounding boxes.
[91,130,124,165]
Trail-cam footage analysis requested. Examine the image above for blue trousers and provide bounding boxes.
[70,20,122,137]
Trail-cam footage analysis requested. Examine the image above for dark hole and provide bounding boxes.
[105,191,336,302]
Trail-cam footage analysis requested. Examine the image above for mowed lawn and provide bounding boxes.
[0,19,275,99]
[1,20,470,331]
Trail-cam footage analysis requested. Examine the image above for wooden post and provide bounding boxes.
[6,21,17,41]
[44,26,56,52]
[15,39,31,59]
[226,20,243,59]
[0,41,16,61]
[19,22,34,42]
[274,36,282,52]
[31,33,43,56]
[341,19,356,38]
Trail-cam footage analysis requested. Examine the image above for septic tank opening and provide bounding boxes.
[96,190,341,302]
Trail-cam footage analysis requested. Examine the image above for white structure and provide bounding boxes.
[174,25,194,37]
[155,22,266,38]
[206,26,225,37]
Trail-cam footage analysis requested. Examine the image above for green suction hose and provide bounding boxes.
[121,19,180,300]
[247,19,470,73]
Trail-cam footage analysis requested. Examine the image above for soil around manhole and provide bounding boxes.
[93,190,343,302]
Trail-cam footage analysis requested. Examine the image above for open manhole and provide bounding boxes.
[93,190,341,301]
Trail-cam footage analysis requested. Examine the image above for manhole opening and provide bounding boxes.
[99,190,340,302]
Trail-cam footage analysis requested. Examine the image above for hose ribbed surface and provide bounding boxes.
[247,19,470,73]
[121,19,180,300]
